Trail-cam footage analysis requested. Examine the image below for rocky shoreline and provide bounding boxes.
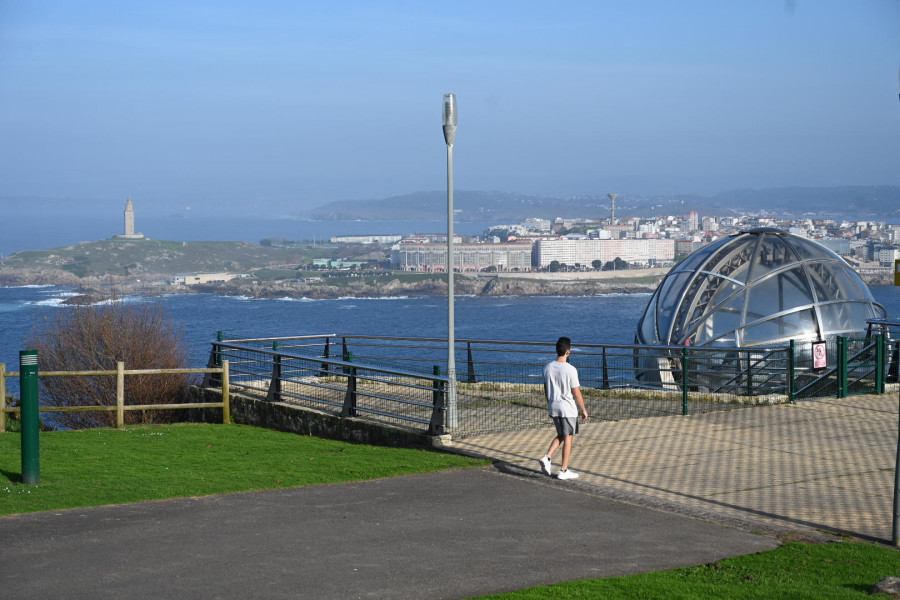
[2,266,893,304]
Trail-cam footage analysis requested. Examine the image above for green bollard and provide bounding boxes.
[19,350,39,485]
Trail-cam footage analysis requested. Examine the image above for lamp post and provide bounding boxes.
[442,93,458,428]
[893,64,900,548]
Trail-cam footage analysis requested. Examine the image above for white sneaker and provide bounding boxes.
[538,456,552,476]
[557,469,579,480]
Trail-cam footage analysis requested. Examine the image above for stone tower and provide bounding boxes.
[116,197,145,239]
[124,197,135,236]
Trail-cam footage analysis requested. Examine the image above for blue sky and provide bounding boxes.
[1,0,898,212]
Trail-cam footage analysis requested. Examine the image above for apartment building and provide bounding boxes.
[390,240,533,272]
[533,238,675,268]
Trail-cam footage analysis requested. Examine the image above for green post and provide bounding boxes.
[19,350,39,485]
[681,348,690,416]
[876,334,885,395]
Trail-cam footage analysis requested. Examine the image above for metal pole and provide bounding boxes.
[894,381,900,546]
[19,350,39,485]
[443,93,458,428]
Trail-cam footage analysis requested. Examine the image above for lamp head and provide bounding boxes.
[443,93,457,146]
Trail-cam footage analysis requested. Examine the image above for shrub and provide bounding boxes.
[25,302,193,429]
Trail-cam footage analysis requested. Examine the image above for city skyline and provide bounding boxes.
[1,1,898,213]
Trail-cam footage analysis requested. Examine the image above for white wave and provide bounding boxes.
[274,296,320,302]
[4,284,55,289]
[28,298,67,307]
[592,292,652,298]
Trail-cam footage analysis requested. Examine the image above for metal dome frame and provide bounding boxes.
[635,228,886,349]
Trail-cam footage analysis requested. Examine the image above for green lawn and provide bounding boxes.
[474,541,900,599]
[0,423,488,514]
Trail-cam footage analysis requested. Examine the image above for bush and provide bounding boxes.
[25,303,194,429]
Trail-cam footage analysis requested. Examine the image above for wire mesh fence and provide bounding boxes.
[207,334,836,438]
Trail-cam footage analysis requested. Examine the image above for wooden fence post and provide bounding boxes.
[116,361,125,429]
[221,360,231,424]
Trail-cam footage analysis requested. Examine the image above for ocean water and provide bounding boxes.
[3,285,900,374]
[0,287,656,372]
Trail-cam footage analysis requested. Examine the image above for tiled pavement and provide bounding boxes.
[452,391,900,543]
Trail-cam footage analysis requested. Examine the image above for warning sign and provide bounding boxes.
[812,342,827,369]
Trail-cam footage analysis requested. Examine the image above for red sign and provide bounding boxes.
[812,342,827,369]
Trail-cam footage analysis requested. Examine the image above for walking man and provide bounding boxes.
[538,336,588,479]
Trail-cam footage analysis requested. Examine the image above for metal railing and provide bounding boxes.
[206,342,446,434]
[206,334,819,437]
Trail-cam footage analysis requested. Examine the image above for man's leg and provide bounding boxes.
[545,434,563,459]
[559,434,573,471]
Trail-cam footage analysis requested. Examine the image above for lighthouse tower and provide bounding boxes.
[124,197,136,236]
[116,197,145,239]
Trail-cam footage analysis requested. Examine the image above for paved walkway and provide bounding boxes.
[0,469,777,600]
[453,391,900,544]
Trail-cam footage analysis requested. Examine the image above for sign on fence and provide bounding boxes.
[812,341,827,369]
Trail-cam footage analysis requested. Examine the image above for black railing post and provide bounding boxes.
[341,354,357,417]
[876,334,886,395]
[788,340,795,403]
[681,347,690,416]
[202,330,224,387]
[266,346,282,403]
[320,337,331,376]
[745,351,754,397]
[342,338,350,374]
[427,365,445,435]
[466,343,476,383]
[838,336,847,399]
[601,347,609,390]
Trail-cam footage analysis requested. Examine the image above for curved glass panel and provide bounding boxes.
[818,302,880,336]
[655,271,694,343]
[638,290,660,343]
[806,262,861,303]
[789,236,841,261]
[748,235,799,282]
[746,267,814,318]
[704,237,756,283]
[741,309,818,345]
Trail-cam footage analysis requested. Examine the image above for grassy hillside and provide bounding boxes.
[0,238,345,278]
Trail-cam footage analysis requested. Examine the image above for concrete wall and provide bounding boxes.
[190,386,452,450]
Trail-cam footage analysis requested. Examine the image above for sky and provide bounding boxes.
[1,0,899,214]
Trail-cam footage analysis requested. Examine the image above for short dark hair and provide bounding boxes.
[555,337,571,357]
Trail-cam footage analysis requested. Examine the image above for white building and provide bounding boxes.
[391,241,533,272]
[330,234,402,244]
[533,238,675,268]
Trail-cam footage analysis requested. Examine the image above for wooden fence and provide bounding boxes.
[0,360,230,432]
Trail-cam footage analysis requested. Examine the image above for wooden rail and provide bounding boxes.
[0,360,230,432]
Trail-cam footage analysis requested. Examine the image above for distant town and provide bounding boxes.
[269,212,900,276]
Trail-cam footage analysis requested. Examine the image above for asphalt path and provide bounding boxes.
[0,468,777,600]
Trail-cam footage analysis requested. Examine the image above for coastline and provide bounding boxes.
[1,266,892,303]
[0,267,664,302]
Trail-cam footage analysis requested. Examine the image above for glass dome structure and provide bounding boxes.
[635,228,885,349]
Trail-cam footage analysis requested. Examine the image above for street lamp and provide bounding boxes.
[443,93,458,428]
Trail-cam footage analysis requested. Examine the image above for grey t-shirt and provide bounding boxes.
[543,360,580,418]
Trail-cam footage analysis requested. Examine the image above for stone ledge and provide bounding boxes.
[192,387,452,450]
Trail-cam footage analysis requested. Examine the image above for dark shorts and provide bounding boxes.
[552,416,579,436]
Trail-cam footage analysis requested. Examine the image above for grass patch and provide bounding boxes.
[473,541,899,599]
[0,423,488,515]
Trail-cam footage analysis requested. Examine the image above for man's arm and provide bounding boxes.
[573,386,588,420]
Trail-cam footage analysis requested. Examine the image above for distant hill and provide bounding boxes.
[0,238,336,280]
[301,185,900,222]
